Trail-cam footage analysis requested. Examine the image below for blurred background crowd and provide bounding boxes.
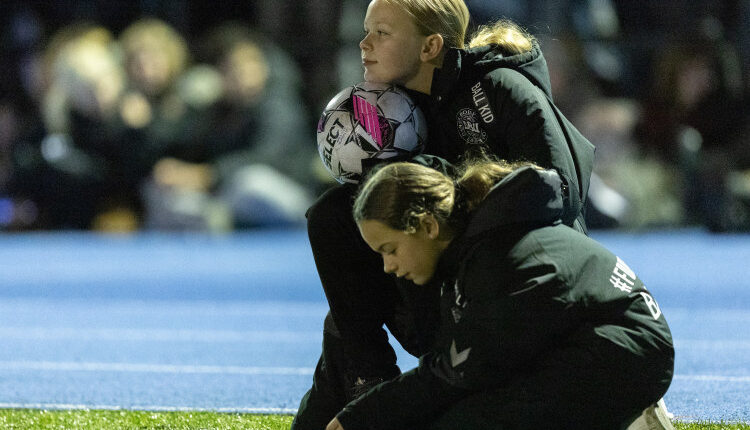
[1,0,749,233]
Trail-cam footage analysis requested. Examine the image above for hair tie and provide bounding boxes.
[453,180,468,215]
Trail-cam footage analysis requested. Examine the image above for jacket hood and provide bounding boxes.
[434,166,563,282]
[463,166,564,239]
[435,41,554,100]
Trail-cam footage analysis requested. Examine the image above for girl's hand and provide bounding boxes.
[326,417,345,430]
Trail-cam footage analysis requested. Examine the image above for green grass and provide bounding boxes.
[0,410,748,429]
[675,424,750,430]
[0,410,294,429]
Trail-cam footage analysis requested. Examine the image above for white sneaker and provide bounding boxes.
[626,398,675,430]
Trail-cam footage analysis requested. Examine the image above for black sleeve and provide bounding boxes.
[486,70,594,227]
[449,237,574,388]
[335,355,469,430]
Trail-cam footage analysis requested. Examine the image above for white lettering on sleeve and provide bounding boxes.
[640,292,662,320]
[610,256,636,293]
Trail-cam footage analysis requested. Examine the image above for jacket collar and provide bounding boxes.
[465,166,564,238]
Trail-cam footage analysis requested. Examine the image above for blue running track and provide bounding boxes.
[0,229,748,421]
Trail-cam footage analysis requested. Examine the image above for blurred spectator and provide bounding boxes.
[0,100,30,230]
[636,18,749,231]
[141,23,319,231]
[613,0,743,100]
[539,34,602,121]
[9,24,141,231]
[118,18,193,160]
[542,31,684,230]
[0,1,747,232]
[0,4,46,230]
[579,98,684,229]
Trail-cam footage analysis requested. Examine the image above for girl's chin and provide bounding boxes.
[363,70,390,84]
[410,275,430,286]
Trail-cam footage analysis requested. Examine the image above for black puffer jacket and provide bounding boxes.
[407,42,595,231]
[336,167,674,430]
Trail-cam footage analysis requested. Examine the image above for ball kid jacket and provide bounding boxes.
[335,167,674,430]
[405,42,595,232]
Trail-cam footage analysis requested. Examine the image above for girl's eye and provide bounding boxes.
[362,29,388,37]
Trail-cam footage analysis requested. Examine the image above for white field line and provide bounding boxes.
[2,361,748,382]
[0,361,314,375]
[0,402,297,414]
[0,327,321,343]
[673,374,750,383]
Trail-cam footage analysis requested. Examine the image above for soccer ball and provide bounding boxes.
[316,82,427,184]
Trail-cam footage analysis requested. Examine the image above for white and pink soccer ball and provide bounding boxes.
[316,82,427,184]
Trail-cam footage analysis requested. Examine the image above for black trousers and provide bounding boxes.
[428,333,673,430]
[292,184,440,429]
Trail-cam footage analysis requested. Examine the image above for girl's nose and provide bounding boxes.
[359,34,371,51]
[383,257,397,274]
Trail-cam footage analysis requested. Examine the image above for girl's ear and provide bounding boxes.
[420,214,441,239]
[420,33,444,63]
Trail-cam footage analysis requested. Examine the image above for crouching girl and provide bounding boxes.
[327,158,674,430]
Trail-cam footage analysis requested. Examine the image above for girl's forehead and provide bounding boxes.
[365,0,407,23]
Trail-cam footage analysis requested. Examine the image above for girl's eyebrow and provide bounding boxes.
[365,18,391,27]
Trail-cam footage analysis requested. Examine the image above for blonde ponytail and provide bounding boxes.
[467,19,535,54]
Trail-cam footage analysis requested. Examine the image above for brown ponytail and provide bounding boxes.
[456,160,525,213]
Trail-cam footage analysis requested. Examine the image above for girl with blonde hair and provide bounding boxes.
[295,2,596,428]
